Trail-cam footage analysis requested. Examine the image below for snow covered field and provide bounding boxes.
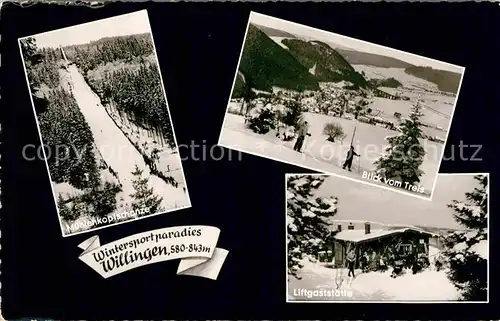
[368,96,452,134]
[354,65,457,132]
[220,112,441,198]
[288,257,459,301]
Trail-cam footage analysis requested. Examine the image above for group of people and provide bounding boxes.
[344,246,437,279]
[345,248,387,278]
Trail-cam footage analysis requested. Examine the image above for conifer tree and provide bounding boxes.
[282,98,304,129]
[57,194,74,221]
[443,175,488,301]
[129,165,163,214]
[89,182,121,218]
[287,175,338,278]
[374,100,426,186]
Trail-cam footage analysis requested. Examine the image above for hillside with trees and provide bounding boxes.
[282,39,368,88]
[237,24,320,94]
[231,72,247,99]
[66,34,176,150]
[20,37,122,225]
[21,38,101,189]
[336,48,414,68]
[64,33,154,72]
[253,24,298,38]
[368,77,403,88]
[252,23,462,94]
[404,66,462,94]
[234,24,376,97]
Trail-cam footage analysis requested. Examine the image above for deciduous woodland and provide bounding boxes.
[21,32,188,235]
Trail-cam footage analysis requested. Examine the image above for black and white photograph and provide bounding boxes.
[286,173,488,302]
[19,10,191,237]
[219,12,465,200]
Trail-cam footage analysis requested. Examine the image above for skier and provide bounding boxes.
[342,145,360,171]
[293,121,311,153]
[346,249,356,278]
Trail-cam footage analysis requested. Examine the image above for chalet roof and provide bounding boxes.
[334,227,437,243]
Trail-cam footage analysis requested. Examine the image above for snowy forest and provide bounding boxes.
[65,33,175,149]
[20,31,188,235]
[287,174,488,301]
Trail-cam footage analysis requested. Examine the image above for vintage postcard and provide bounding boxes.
[19,10,191,237]
[286,173,488,302]
[219,12,465,200]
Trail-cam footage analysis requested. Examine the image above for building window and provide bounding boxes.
[399,244,412,254]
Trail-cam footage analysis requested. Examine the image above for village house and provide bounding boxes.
[325,222,437,269]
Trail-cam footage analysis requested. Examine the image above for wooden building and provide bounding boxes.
[373,88,401,100]
[331,222,436,268]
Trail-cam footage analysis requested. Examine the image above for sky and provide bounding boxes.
[23,10,151,49]
[312,174,483,230]
[250,12,464,74]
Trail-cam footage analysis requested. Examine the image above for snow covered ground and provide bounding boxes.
[288,256,459,301]
[60,65,190,217]
[354,64,457,131]
[220,113,439,198]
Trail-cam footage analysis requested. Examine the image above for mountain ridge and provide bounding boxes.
[255,25,461,94]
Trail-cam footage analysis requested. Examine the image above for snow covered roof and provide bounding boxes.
[334,227,437,243]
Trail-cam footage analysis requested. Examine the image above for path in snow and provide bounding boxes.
[220,114,431,198]
[68,65,189,210]
[288,263,459,301]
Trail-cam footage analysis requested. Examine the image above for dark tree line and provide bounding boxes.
[66,34,176,149]
[20,38,62,89]
[38,88,101,190]
[20,37,121,223]
[21,37,100,189]
[66,34,154,73]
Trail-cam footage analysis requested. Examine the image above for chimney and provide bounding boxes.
[348,223,354,230]
[337,224,342,232]
[365,222,371,234]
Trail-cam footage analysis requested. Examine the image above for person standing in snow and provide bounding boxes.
[360,251,369,272]
[293,121,311,153]
[434,254,444,271]
[346,249,356,278]
[342,145,360,171]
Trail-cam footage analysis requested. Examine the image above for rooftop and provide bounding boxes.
[334,227,437,243]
